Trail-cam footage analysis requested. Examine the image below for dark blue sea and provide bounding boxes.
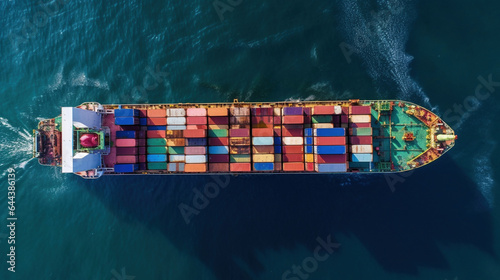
[0,0,499,279]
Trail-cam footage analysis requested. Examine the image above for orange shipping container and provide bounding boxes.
[183,129,207,138]
[282,146,304,154]
[283,162,305,171]
[147,109,166,117]
[229,137,251,146]
[282,154,304,162]
[209,163,229,172]
[166,130,183,138]
[185,163,207,173]
[230,163,251,172]
[186,116,207,125]
[230,146,251,154]
[252,128,273,137]
[147,130,166,138]
[187,125,208,130]
[207,108,228,116]
[314,137,346,146]
[283,115,304,124]
[252,145,274,154]
[166,138,185,146]
[147,117,167,125]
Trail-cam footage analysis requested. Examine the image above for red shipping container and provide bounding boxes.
[274,163,282,171]
[116,147,138,155]
[341,114,349,123]
[147,109,166,117]
[313,106,335,115]
[314,137,346,146]
[274,128,282,136]
[147,130,166,138]
[229,129,250,137]
[282,146,304,154]
[282,127,303,137]
[350,136,373,145]
[306,162,315,172]
[115,139,137,147]
[139,155,146,163]
[283,162,305,171]
[139,146,146,155]
[185,146,207,155]
[251,116,273,125]
[252,128,273,137]
[137,131,146,139]
[208,116,229,125]
[209,163,230,172]
[116,155,138,164]
[273,116,282,124]
[230,163,251,172]
[341,107,349,115]
[315,154,347,164]
[186,116,207,125]
[187,125,208,130]
[282,154,304,162]
[183,129,207,138]
[209,137,229,146]
[147,117,167,125]
[137,139,146,146]
[138,109,148,118]
[350,123,371,128]
[251,107,274,116]
[209,154,230,163]
[350,106,371,115]
[283,115,304,124]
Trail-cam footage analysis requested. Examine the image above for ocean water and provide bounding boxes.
[0,0,499,279]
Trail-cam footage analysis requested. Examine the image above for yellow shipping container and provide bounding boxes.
[208,124,229,129]
[253,154,274,163]
[305,154,314,163]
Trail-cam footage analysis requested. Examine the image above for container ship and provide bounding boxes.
[33,100,456,179]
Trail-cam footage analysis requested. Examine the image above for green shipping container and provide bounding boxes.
[352,127,373,136]
[168,146,185,154]
[147,162,168,170]
[208,129,228,137]
[230,154,251,163]
[312,115,333,124]
[147,138,167,146]
[147,146,168,154]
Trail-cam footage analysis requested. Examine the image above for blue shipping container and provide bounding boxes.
[305,146,313,154]
[186,138,207,146]
[116,131,136,139]
[274,145,282,154]
[305,137,313,145]
[148,126,167,131]
[252,137,273,145]
[283,107,304,115]
[315,128,345,137]
[114,164,138,173]
[208,146,229,154]
[147,154,167,162]
[316,164,347,173]
[253,163,274,171]
[140,118,148,126]
[315,145,346,155]
[304,128,313,137]
[115,109,139,117]
[274,137,282,143]
[351,153,373,162]
[115,117,138,125]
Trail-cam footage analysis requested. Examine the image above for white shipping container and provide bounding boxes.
[312,123,334,129]
[334,106,342,115]
[167,117,186,125]
[350,115,371,123]
[350,145,373,153]
[273,107,281,116]
[169,155,185,162]
[167,108,186,117]
[282,137,304,145]
[168,163,185,172]
[185,155,207,163]
[186,108,207,117]
[167,125,187,130]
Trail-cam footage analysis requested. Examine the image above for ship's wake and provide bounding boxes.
[0,117,34,177]
[339,0,438,112]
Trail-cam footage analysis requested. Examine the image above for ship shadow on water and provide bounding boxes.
[84,154,494,280]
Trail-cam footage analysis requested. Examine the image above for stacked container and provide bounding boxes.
[164,108,186,172]
[207,108,230,172]
[115,130,139,172]
[114,109,139,125]
[282,107,305,171]
[229,107,251,172]
[273,108,282,171]
[313,128,348,172]
[183,108,207,173]
[349,106,373,167]
[251,107,274,172]
[146,108,168,170]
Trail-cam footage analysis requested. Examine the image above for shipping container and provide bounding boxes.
[253,162,274,171]
[349,115,371,123]
[305,145,313,154]
[350,127,373,136]
[147,118,167,126]
[334,106,342,115]
[252,128,273,137]
[230,163,251,172]
[209,146,229,154]
[282,137,303,145]
[115,138,137,147]
[139,146,146,155]
[147,162,167,170]
[283,107,304,115]
[166,138,185,146]
[252,145,274,154]
[315,163,347,173]
[188,124,208,130]
[147,138,167,146]
[148,125,167,131]
[137,109,147,118]
[116,155,138,164]
[283,162,305,171]
[230,107,250,116]
[230,116,250,125]
[137,139,146,146]
[315,154,347,164]
[251,137,273,146]
[349,136,373,145]
[273,116,282,124]
[253,154,274,162]
[207,124,229,130]
[116,147,138,155]
[115,117,138,125]
[350,106,371,115]
[314,128,345,137]
[166,125,186,130]
[312,115,333,124]
[166,117,186,125]
[139,118,147,126]
[314,145,346,155]
[208,116,229,125]
[305,154,314,163]
[186,138,207,146]
[168,146,184,154]
[185,146,207,155]
[147,146,168,154]
[251,116,273,127]
[273,128,282,136]
[186,116,207,125]
[167,163,185,172]
[186,108,207,117]
[251,107,274,116]
[229,128,250,137]
[350,145,373,153]
[229,146,251,154]
[229,137,251,146]
[114,164,138,173]
[304,137,313,145]
[230,155,251,163]
[146,130,166,138]
[166,130,183,138]
[282,127,303,137]
[185,155,207,163]
[341,114,349,123]
[350,122,372,128]
[209,163,230,172]
[147,109,166,117]
[314,137,346,146]
[147,154,167,162]
[138,155,146,163]
[169,155,185,162]
[304,128,313,137]
[312,123,335,129]
[114,109,138,117]
[282,146,304,154]
[207,107,228,116]
[116,131,136,139]
[306,162,315,171]
[183,129,207,138]
[352,153,373,162]
[282,154,304,162]
[282,115,304,124]
[208,137,229,146]
[166,108,186,117]
[209,154,230,163]
[312,106,335,115]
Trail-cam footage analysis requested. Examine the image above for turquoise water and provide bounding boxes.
[0,0,499,279]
